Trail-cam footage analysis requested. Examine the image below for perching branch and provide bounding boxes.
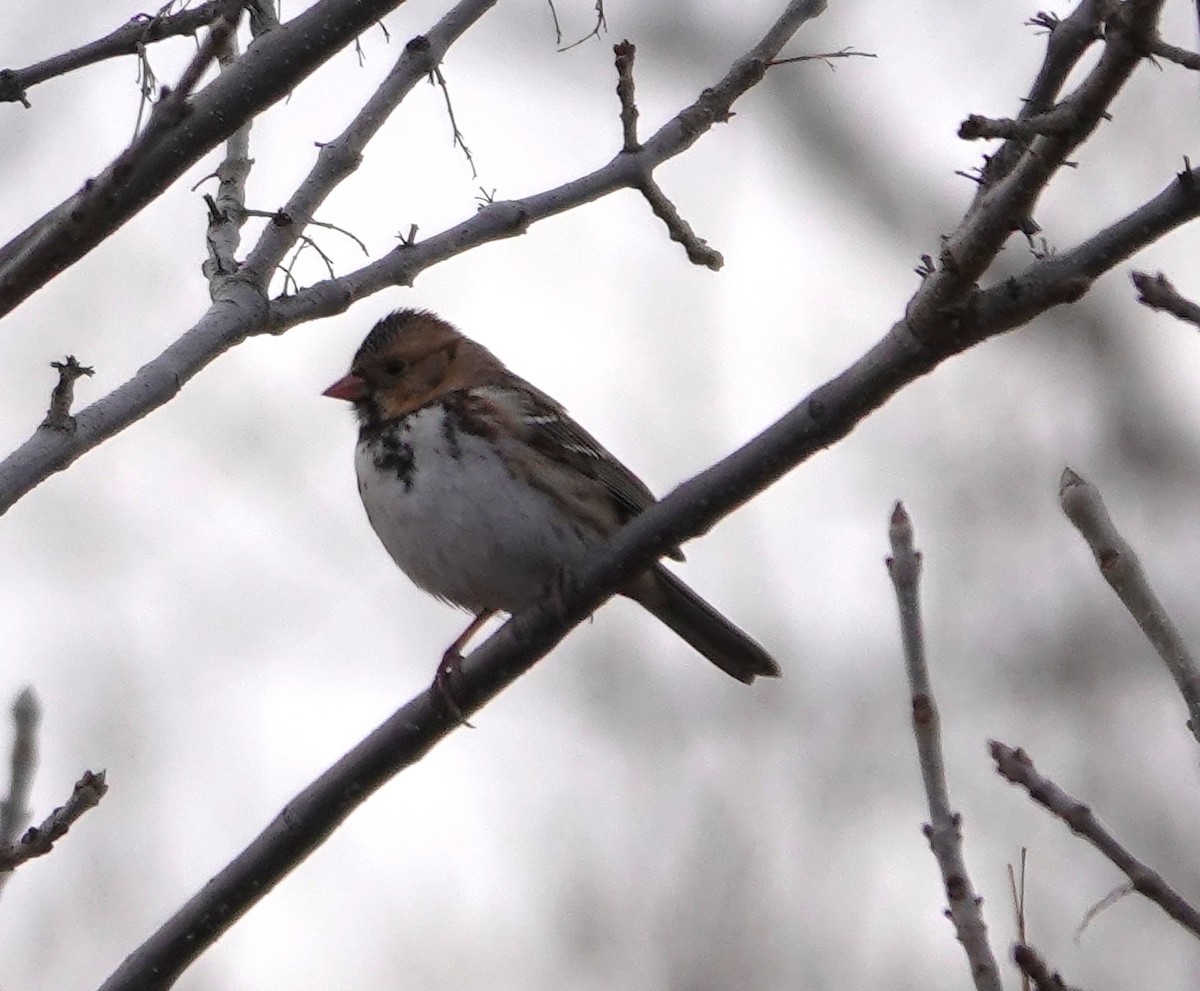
[886,504,1003,991]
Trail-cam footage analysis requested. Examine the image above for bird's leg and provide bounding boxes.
[433,609,496,728]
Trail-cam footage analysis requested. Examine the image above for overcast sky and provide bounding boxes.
[3,2,1200,989]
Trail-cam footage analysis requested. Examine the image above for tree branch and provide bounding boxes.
[0,1,229,106]
[0,0,414,318]
[1131,269,1200,327]
[1059,467,1200,744]
[886,504,1003,991]
[1013,944,1088,991]
[0,0,829,516]
[0,769,107,875]
[991,742,1200,939]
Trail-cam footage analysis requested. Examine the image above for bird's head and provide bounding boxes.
[323,309,503,422]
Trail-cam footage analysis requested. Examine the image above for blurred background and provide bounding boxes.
[3,0,1200,988]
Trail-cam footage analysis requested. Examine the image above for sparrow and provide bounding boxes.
[323,308,780,685]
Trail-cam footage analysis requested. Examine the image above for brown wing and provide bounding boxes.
[491,379,685,560]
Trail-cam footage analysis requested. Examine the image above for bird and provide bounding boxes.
[323,308,780,685]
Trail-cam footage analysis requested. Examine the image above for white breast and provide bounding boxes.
[354,405,595,613]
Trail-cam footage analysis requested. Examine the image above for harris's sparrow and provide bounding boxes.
[323,309,780,685]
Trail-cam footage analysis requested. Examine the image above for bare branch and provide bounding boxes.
[1059,467,1200,745]
[638,178,723,270]
[0,0,412,318]
[1009,850,1031,991]
[1013,944,1088,991]
[1148,33,1200,70]
[0,1,229,106]
[613,40,639,152]
[0,688,39,896]
[0,769,107,875]
[201,25,253,287]
[610,40,720,267]
[991,741,1200,939]
[545,0,564,45]
[0,0,829,514]
[914,0,1165,333]
[240,21,481,288]
[1131,269,1200,327]
[886,504,1003,991]
[429,64,479,179]
[959,105,1081,141]
[971,1,1103,203]
[768,47,876,68]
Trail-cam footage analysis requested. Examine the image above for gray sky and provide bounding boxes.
[3,1,1200,988]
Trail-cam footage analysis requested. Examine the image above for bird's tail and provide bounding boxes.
[627,566,781,684]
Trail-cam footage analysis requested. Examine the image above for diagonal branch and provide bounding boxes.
[240,9,489,286]
[1058,468,1200,743]
[887,505,1003,991]
[0,0,829,516]
[925,0,1164,331]
[96,83,1200,988]
[0,1,230,106]
[0,770,108,875]
[992,742,1200,939]
[0,0,414,319]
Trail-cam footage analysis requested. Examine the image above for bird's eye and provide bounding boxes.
[383,359,407,376]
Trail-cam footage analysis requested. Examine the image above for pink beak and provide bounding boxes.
[322,373,368,402]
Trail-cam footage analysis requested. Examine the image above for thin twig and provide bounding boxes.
[1058,467,1200,745]
[429,64,478,179]
[1148,34,1200,70]
[40,356,95,432]
[1013,944,1088,991]
[637,177,723,269]
[959,105,1079,141]
[886,503,1004,991]
[557,0,606,52]
[613,40,639,152]
[610,38,722,268]
[991,741,1200,939]
[1075,882,1133,939]
[546,0,564,45]
[1008,848,1031,991]
[241,20,483,287]
[0,770,107,874]
[0,0,413,318]
[769,47,876,67]
[0,1,229,105]
[1131,269,1200,327]
[243,209,371,257]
